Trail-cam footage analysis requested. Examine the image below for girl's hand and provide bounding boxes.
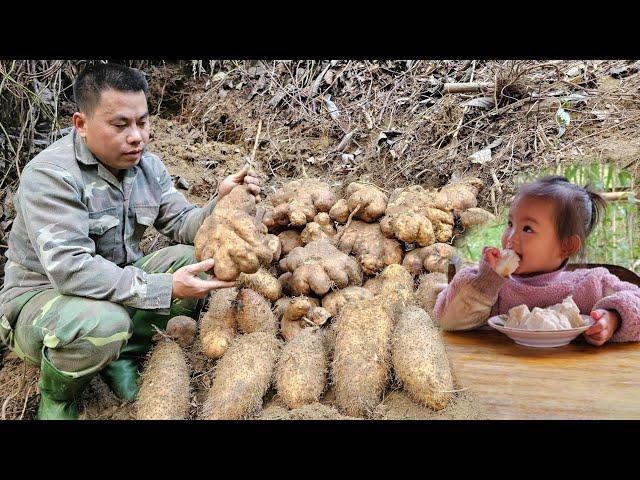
[584,309,621,346]
[482,247,501,269]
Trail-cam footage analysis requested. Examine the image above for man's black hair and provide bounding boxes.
[73,63,148,116]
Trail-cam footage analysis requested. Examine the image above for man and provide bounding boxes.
[0,63,261,420]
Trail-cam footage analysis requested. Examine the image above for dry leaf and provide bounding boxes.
[462,96,495,109]
[611,62,640,79]
[566,64,585,77]
[212,71,227,83]
[592,110,610,121]
[341,153,355,164]
[324,70,334,85]
[324,95,340,120]
[468,148,492,165]
[556,106,571,138]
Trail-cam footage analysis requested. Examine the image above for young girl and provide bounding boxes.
[434,175,640,346]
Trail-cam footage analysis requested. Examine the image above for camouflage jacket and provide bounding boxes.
[0,130,217,314]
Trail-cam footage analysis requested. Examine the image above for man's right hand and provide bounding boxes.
[172,258,235,299]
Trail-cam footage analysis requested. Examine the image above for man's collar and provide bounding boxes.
[73,129,99,166]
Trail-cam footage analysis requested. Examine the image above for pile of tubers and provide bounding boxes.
[136,177,491,419]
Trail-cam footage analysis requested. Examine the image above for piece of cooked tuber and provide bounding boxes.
[335,220,403,275]
[194,185,276,281]
[495,248,520,277]
[278,239,363,297]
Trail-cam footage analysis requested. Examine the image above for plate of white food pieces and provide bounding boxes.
[488,296,595,348]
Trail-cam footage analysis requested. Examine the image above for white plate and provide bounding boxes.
[487,314,595,348]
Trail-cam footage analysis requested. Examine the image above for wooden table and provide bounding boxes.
[442,329,640,419]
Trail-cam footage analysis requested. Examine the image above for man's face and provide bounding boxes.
[74,89,150,176]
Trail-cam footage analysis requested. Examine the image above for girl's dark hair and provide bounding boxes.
[73,63,148,116]
[515,175,607,255]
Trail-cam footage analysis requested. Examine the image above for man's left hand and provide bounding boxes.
[584,309,620,346]
[217,164,261,201]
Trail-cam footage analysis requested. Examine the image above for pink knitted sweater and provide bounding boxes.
[433,259,640,342]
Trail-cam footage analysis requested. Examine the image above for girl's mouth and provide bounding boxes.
[513,252,523,272]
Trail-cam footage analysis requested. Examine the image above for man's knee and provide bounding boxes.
[89,302,132,355]
[48,301,132,374]
[164,244,196,272]
[67,301,132,365]
[95,302,132,337]
[171,244,196,263]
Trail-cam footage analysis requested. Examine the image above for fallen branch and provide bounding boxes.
[147,234,160,253]
[1,391,16,420]
[249,119,263,166]
[443,82,493,94]
[334,128,358,153]
[600,191,636,201]
[19,383,33,420]
[308,61,333,98]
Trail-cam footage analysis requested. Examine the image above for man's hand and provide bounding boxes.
[482,246,500,269]
[584,309,621,346]
[217,164,261,201]
[172,258,235,299]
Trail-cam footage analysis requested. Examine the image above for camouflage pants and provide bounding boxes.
[0,245,202,378]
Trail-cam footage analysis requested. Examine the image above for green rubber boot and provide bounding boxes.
[101,358,141,402]
[100,307,160,402]
[101,309,165,402]
[36,351,95,420]
[102,297,201,402]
